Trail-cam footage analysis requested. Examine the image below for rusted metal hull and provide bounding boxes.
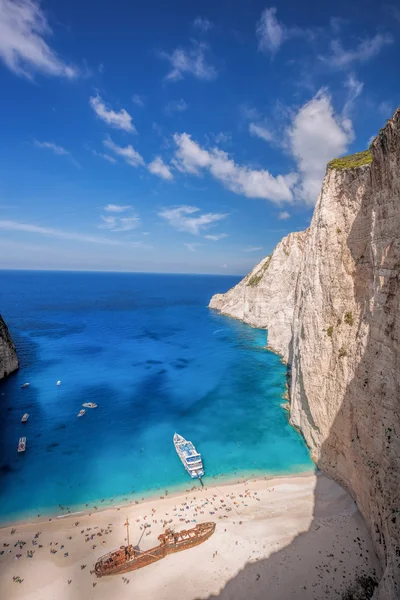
[95,522,215,577]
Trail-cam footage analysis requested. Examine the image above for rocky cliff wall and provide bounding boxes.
[209,109,400,599]
[0,315,18,379]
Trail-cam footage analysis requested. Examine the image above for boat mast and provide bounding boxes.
[125,517,130,546]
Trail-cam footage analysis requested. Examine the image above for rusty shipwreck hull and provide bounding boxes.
[95,522,215,577]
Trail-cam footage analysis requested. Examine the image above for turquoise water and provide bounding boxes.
[0,271,312,523]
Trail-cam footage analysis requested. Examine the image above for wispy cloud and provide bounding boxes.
[103,138,144,167]
[90,95,136,133]
[249,123,273,142]
[342,74,363,115]
[204,233,228,241]
[158,205,227,235]
[173,133,296,204]
[184,242,202,252]
[160,41,217,82]
[132,94,145,107]
[99,215,140,232]
[0,219,142,246]
[193,17,213,33]
[148,157,173,181]
[34,140,80,167]
[90,149,116,164]
[278,211,290,220]
[164,99,188,114]
[256,7,284,54]
[323,33,393,68]
[0,0,77,79]
[104,204,132,213]
[244,246,263,252]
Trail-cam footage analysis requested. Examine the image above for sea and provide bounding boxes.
[0,271,313,524]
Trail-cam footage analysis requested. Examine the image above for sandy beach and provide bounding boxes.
[0,472,380,600]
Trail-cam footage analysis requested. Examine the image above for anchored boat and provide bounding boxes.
[21,413,29,423]
[82,402,97,408]
[77,409,86,417]
[173,433,204,479]
[21,383,30,389]
[18,437,26,452]
[94,521,215,577]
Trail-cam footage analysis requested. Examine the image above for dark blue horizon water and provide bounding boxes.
[0,270,312,524]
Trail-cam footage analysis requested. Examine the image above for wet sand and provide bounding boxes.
[0,473,380,600]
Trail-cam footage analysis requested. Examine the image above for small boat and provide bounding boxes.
[18,437,26,452]
[21,413,29,423]
[56,380,61,386]
[95,521,215,577]
[21,383,30,389]
[77,409,86,417]
[82,402,97,409]
[173,433,204,479]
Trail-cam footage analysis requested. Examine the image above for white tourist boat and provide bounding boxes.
[21,413,29,423]
[56,380,61,386]
[18,437,26,452]
[82,402,97,408]
[173,433,204,479]
[21,382,30,389]
[77,409,86,417]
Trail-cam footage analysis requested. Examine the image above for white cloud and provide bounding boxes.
[256,7,284,54]
[104,204,132,213]
[249,122,273,142]
[0,219,143,245]
[193,17,213,32]
[287,90,354,205]
[173,133,296,203]
[90,95,136,133]
[148,157,173,181]
[204,233,228,241]
[378,101,393,118]
[184,242,202,252]
[103,138,144,167]
[0,0,77,79]
[159,205,227,235]
[91,149,117,164]
[165,98,188,114]
[34,140,80,167]
[325,33,392,68]
[244,246,263,252]
[343,74,363,115]
[34,140,69,155]
[132,94,145,107]
[278,211,290,220]
[161,41,217,82]
[100,214,140,232]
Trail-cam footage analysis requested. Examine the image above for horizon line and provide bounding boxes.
[0,267,245,277]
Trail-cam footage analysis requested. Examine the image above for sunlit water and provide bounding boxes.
[0,271,312,523]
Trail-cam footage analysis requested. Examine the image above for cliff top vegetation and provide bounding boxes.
[328,149,372,170]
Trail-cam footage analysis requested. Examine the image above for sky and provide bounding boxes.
[0,0,399,274]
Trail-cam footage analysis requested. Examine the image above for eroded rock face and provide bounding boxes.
[209,108,400,599]
[209,230,307,360]
[0,315,18,379]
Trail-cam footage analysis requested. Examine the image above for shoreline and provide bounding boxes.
[0,471,380,600]
[0,467,315,529]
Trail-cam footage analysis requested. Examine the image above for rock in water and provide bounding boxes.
[209,107,400,599]
[0,314,18,379]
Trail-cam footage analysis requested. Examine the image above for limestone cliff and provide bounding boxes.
[0,315,18,379]
[209,108,400,599]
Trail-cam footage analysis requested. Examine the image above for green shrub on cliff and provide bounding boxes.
[328,149,372,170]
[247,256,271,287]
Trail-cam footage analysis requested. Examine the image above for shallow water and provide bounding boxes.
[0,271,312,522]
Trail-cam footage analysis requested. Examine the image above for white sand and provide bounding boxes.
[0,473,380,600]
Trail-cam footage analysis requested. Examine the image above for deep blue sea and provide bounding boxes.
[0,271,312,523]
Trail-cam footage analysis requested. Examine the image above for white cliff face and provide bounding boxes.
[0,315,18,379]
[209,230,307,360]
[209,109,400,599]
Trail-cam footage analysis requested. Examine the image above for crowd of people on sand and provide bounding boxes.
[1,482,273,588]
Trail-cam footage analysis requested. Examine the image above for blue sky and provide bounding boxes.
[0,0,399,274]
